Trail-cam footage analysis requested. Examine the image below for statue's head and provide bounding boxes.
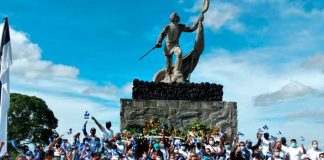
[169,12,180,23]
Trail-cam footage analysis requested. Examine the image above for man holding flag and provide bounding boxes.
[0,17,13,156]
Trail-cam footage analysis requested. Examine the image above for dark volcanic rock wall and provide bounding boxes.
[132,79,223,101]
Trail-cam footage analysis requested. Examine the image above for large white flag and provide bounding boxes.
[0,17,12,156]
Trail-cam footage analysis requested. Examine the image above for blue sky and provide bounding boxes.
[1,0,324,149]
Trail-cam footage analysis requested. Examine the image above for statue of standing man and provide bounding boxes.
[139,0,209,83]
[155,13,204,83]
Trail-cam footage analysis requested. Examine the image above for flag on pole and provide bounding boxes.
[84,111,90,119]
[262,125,269,130]
[270,135,278,141]
[9,140,18,150]
[300,136,305,141]
[67,128,72,135]
[0,17,13,155]
[237,132,244,137]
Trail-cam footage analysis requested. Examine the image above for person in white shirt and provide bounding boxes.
[239,141,252,160]
[91,116,114,141]
[224,141,232,160]
[319,153,324,160]
[307,140,322,160]
[261,133,273,158]
[281,137,289,153]
[286,139,306,160]
[179,144,188,159]
[82,121,100,146]
[205,137,224,159]
[271,141,287,160]
[159,140,169,160]
[115,138,126,155]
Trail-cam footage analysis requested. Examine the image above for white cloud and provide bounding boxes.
[82,82,132,101]
[281,6,324,19]
[187,1,244,33]
[0,24,80,80]
[225,21,245,33]
[254,81,317,107]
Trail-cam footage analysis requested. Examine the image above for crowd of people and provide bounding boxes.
[1,117,323,160]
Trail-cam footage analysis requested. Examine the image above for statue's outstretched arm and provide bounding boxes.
[182,15,203,32]
[181,23,198,32]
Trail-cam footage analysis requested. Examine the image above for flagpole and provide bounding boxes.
[0,16,12,156]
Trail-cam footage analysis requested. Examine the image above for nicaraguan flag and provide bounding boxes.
[270,135,278,141]
[10,140,18,150]
[67,128,72,135]
[262,125,269,130]
[300,136,305,141]
[84,110,90,119]
[0,17,13,155]
[238,132,244,137]
[219,130,225,137]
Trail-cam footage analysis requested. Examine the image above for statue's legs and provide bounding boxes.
[164,45,173,83]
[171,46,184,83]
[165,55,172,82]
[172,46,182,73]
[162,43,184,83]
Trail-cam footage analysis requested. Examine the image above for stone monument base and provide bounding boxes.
[120,99,237,140]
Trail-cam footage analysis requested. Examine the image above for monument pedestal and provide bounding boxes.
[120,80,238,140]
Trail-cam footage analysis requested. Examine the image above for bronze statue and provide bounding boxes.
[155,13,204,83]
[153,0,210,83]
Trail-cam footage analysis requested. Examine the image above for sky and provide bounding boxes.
[0,0,324,149]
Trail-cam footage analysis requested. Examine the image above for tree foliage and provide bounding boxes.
[8,93,58,146]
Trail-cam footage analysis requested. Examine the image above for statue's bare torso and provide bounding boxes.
[167,23,180,44]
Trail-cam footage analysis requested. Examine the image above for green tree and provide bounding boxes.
[8,93,58,146]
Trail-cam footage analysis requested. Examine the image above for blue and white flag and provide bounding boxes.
[300,136,305,141]
[67,128,72,135]
[238,132,244,137]
[219,130,225,137]
[10,140,18,150]
[9,140,23,154]
[84,111,90,119]
[262,125,269,130]
[270,135,278,141]
[0,17,12,156]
